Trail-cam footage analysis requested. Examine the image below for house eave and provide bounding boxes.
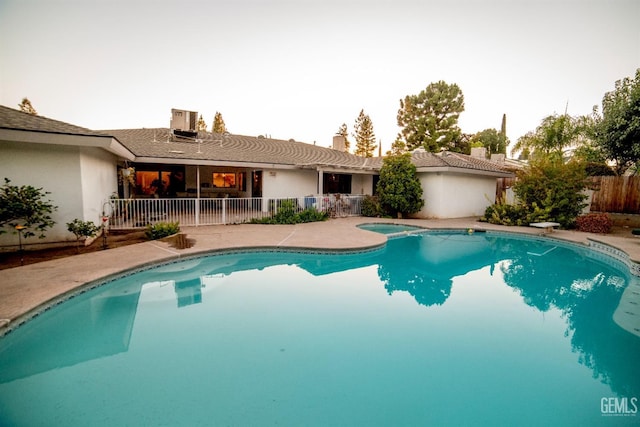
[0,128,135,161]
[416,166,514,178]
[298,163,380,174]
[132,156,300,170]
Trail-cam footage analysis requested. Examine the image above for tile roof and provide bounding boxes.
[0,103,511,176]
[0,105,108,137]
[412,150,513,175]
[104,128,512,176]
[103,128,383,171]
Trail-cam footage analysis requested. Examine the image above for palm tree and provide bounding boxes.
[511,114,584,160]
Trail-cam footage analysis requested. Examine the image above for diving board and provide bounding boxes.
[529,222,560,233]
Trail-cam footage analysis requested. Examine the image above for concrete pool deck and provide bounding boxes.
[1,216,639,334]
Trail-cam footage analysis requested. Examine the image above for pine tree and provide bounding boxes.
[397,81,465,152]
[196,114,207,132]
[212,112,227,133]
[388,138,407,155]
[336,123,350,152]
[353,109,377,157]
[18,98,37,115]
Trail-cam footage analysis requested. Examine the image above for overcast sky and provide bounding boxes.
[1,0,638,154]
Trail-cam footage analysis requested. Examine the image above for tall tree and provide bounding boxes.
[18,97,37,115]
[212,111,227,133]
[196,114,207,132]
[499,113,508,154]
[594,69,640,175]
[336,123,350,152]
[353,109,377,157]
[397,81,465,152]
[388,138,407,156]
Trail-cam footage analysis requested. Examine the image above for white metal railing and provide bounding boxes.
[107,195,364,229]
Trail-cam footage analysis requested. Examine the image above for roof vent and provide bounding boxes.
[258,135,265,139]
[288,138,295,142]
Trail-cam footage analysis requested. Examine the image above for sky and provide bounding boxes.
[0,0,638,155]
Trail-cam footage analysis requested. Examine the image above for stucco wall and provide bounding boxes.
[416,172,498,219]
[351,173,374,195]
[262,169,317,199]
[79,147,118,222]
[0,141,84,247]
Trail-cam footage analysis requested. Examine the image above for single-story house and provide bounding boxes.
[0,106,513,248]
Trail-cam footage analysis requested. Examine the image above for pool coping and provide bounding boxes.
[1,216,639,336]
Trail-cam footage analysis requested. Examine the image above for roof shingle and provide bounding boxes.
[0,105,108,137]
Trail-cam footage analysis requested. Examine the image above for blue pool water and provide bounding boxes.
[1,232,639,426]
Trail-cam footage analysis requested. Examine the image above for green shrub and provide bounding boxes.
[575,213,613,234]
[272,199,298,223]
[512,157,588,228]
[376,153,424,218]
[482,201,551,226]
[145,221,180,240]
[361,195,383,217]
[296,207,329,223]
[251,203,328,225]
[482,202,524,226]
[66,219,100,252]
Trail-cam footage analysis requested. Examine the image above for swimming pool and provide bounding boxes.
[1,231,639,426]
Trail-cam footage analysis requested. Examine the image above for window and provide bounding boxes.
[134,166,185,197]
[323,173,352,194]
[136,171,171,196]
[213,173,236,188]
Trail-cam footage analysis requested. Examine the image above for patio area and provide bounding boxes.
[1,216,639,335]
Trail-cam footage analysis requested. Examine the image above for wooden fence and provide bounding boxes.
[496,176,640,214]
[588,176,640,213]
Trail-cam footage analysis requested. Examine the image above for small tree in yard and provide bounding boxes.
[376,153,424,218]
[0,178,57,239]
[483,158,588,228]
[67,219,100,252]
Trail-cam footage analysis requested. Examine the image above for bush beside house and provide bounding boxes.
[376,154,424,218]
[482,158,588,228]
